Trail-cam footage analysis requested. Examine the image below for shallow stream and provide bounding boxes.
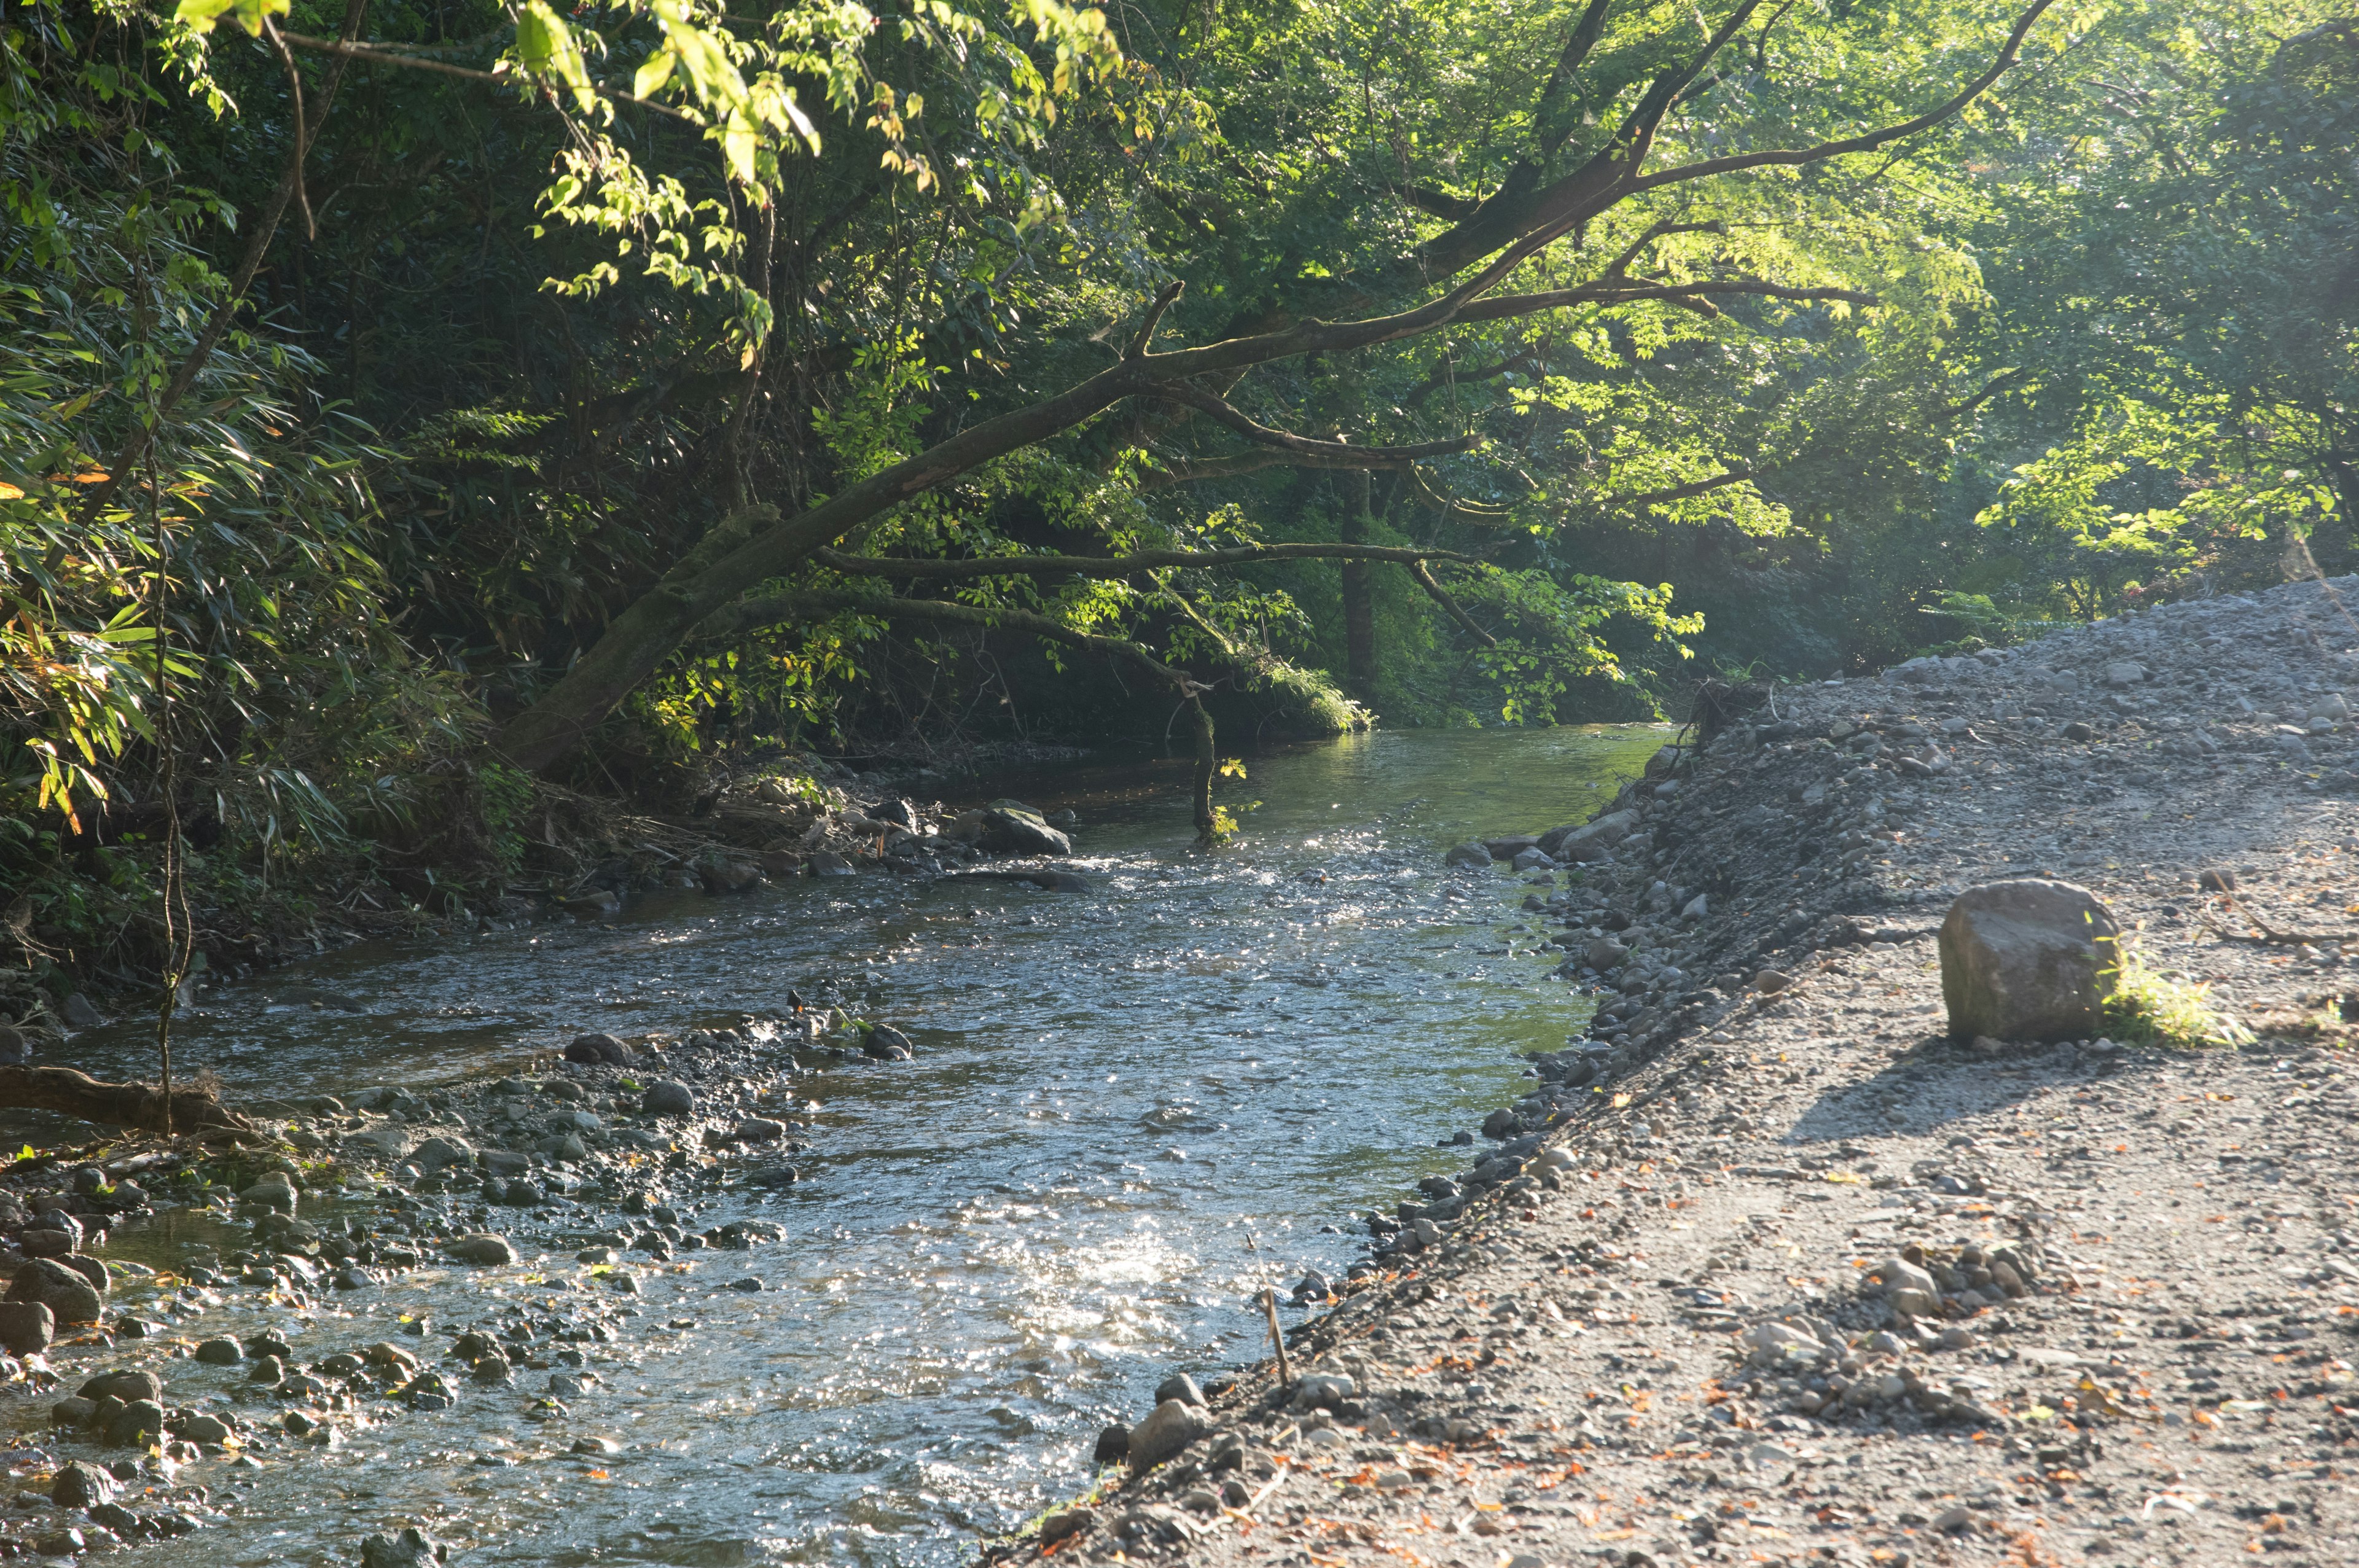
[28,725,1661,1567]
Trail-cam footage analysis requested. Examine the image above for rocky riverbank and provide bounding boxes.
[0,985,921,1558]
[1014,575,2359,1568]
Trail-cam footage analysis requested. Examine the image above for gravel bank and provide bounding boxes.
[1017,576,2359,1568]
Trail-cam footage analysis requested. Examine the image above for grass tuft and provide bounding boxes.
[2101,937,2247,1050]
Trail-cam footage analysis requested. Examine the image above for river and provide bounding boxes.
[26,725,1662,1567]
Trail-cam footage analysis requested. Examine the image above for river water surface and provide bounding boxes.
[34,725,1661,1567]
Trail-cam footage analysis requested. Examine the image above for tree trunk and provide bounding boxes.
[1340,471,1377,692]
[1189,696,1218,841]
[0,1067,252,1135]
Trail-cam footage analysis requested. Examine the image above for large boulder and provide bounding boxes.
[1938,879,2119,1043]
[7,1257,104,1325]
[960,801,1071,857]
[1126,1397,1211,1471]
[1539,809,1639,859]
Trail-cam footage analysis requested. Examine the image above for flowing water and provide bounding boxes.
[26,725,1664,1567]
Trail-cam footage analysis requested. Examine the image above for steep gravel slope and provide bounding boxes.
[1007,575,2359,1568]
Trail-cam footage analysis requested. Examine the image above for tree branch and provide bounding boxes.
[705,590,1207,695]
[1146,383,1484,464]
[809,542,1481,582]
[1596,464,1758,510]
[277,30,696,120]
[1411,562,1499,647]
[1629,0,2059,192]
[81,0,372,522]
[1127,281,1187,359]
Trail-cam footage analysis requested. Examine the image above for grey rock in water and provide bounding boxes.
[359,1526,452,1567]
[863,1023,913,1060]
[1443,842,1491,870]
[177,1412,235,1444]
[51,1460,117,1509]
[446,1233,517,1266]
[7,1256,104,1324]
[968,800,1071,857]
[77,1369,161,1405]
[565,1032,633,1065]
[0,1300,53,1355]
[0,1024,28,1064]
[1939,878,2118,1043]
[194,1336,243,1365]
[807,851,857,876]
[103,1398,165,1448]
[61,992,103,1029]
[1127,1398,1211,1470]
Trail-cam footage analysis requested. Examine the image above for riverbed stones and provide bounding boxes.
[79,1369,161,1405]
[359,1526,452,1568]
[1444,842,1490,870]
[565,1032,633,1065]
[1938,878,2119,1042]
[51,1460,116,1510]
[642,1080,697,1117]
[240,1171,299,1213]
[410,1135,475,1172]
[1127,1398,1212,1471]
[1040,1507,1095,1544]
[0,1300,53,1354]
[7,1256,104,1324]
[445,1233,516,1266]
[959,801,1071,856]
[1155,1374,1207,1408]
[104,1398,166,1448]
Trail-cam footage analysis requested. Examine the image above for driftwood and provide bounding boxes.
[0,1066,253,1134]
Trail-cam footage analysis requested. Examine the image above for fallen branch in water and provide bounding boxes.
[0,1066,254,1135]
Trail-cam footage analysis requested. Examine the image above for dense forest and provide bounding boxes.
[1,0,2353,1003]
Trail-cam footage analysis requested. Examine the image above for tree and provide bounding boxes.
[377,0,2057,771]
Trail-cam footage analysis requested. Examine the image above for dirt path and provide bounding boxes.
[1009,576,2359,1568]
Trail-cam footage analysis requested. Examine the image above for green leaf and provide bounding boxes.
[171,0,286,37]
[633,45,679,101]
[516,0,598,114]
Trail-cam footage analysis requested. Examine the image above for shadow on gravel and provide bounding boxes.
[1781,1039,2111,1148]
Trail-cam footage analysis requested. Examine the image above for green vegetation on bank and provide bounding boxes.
[0,0,2351,1000]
